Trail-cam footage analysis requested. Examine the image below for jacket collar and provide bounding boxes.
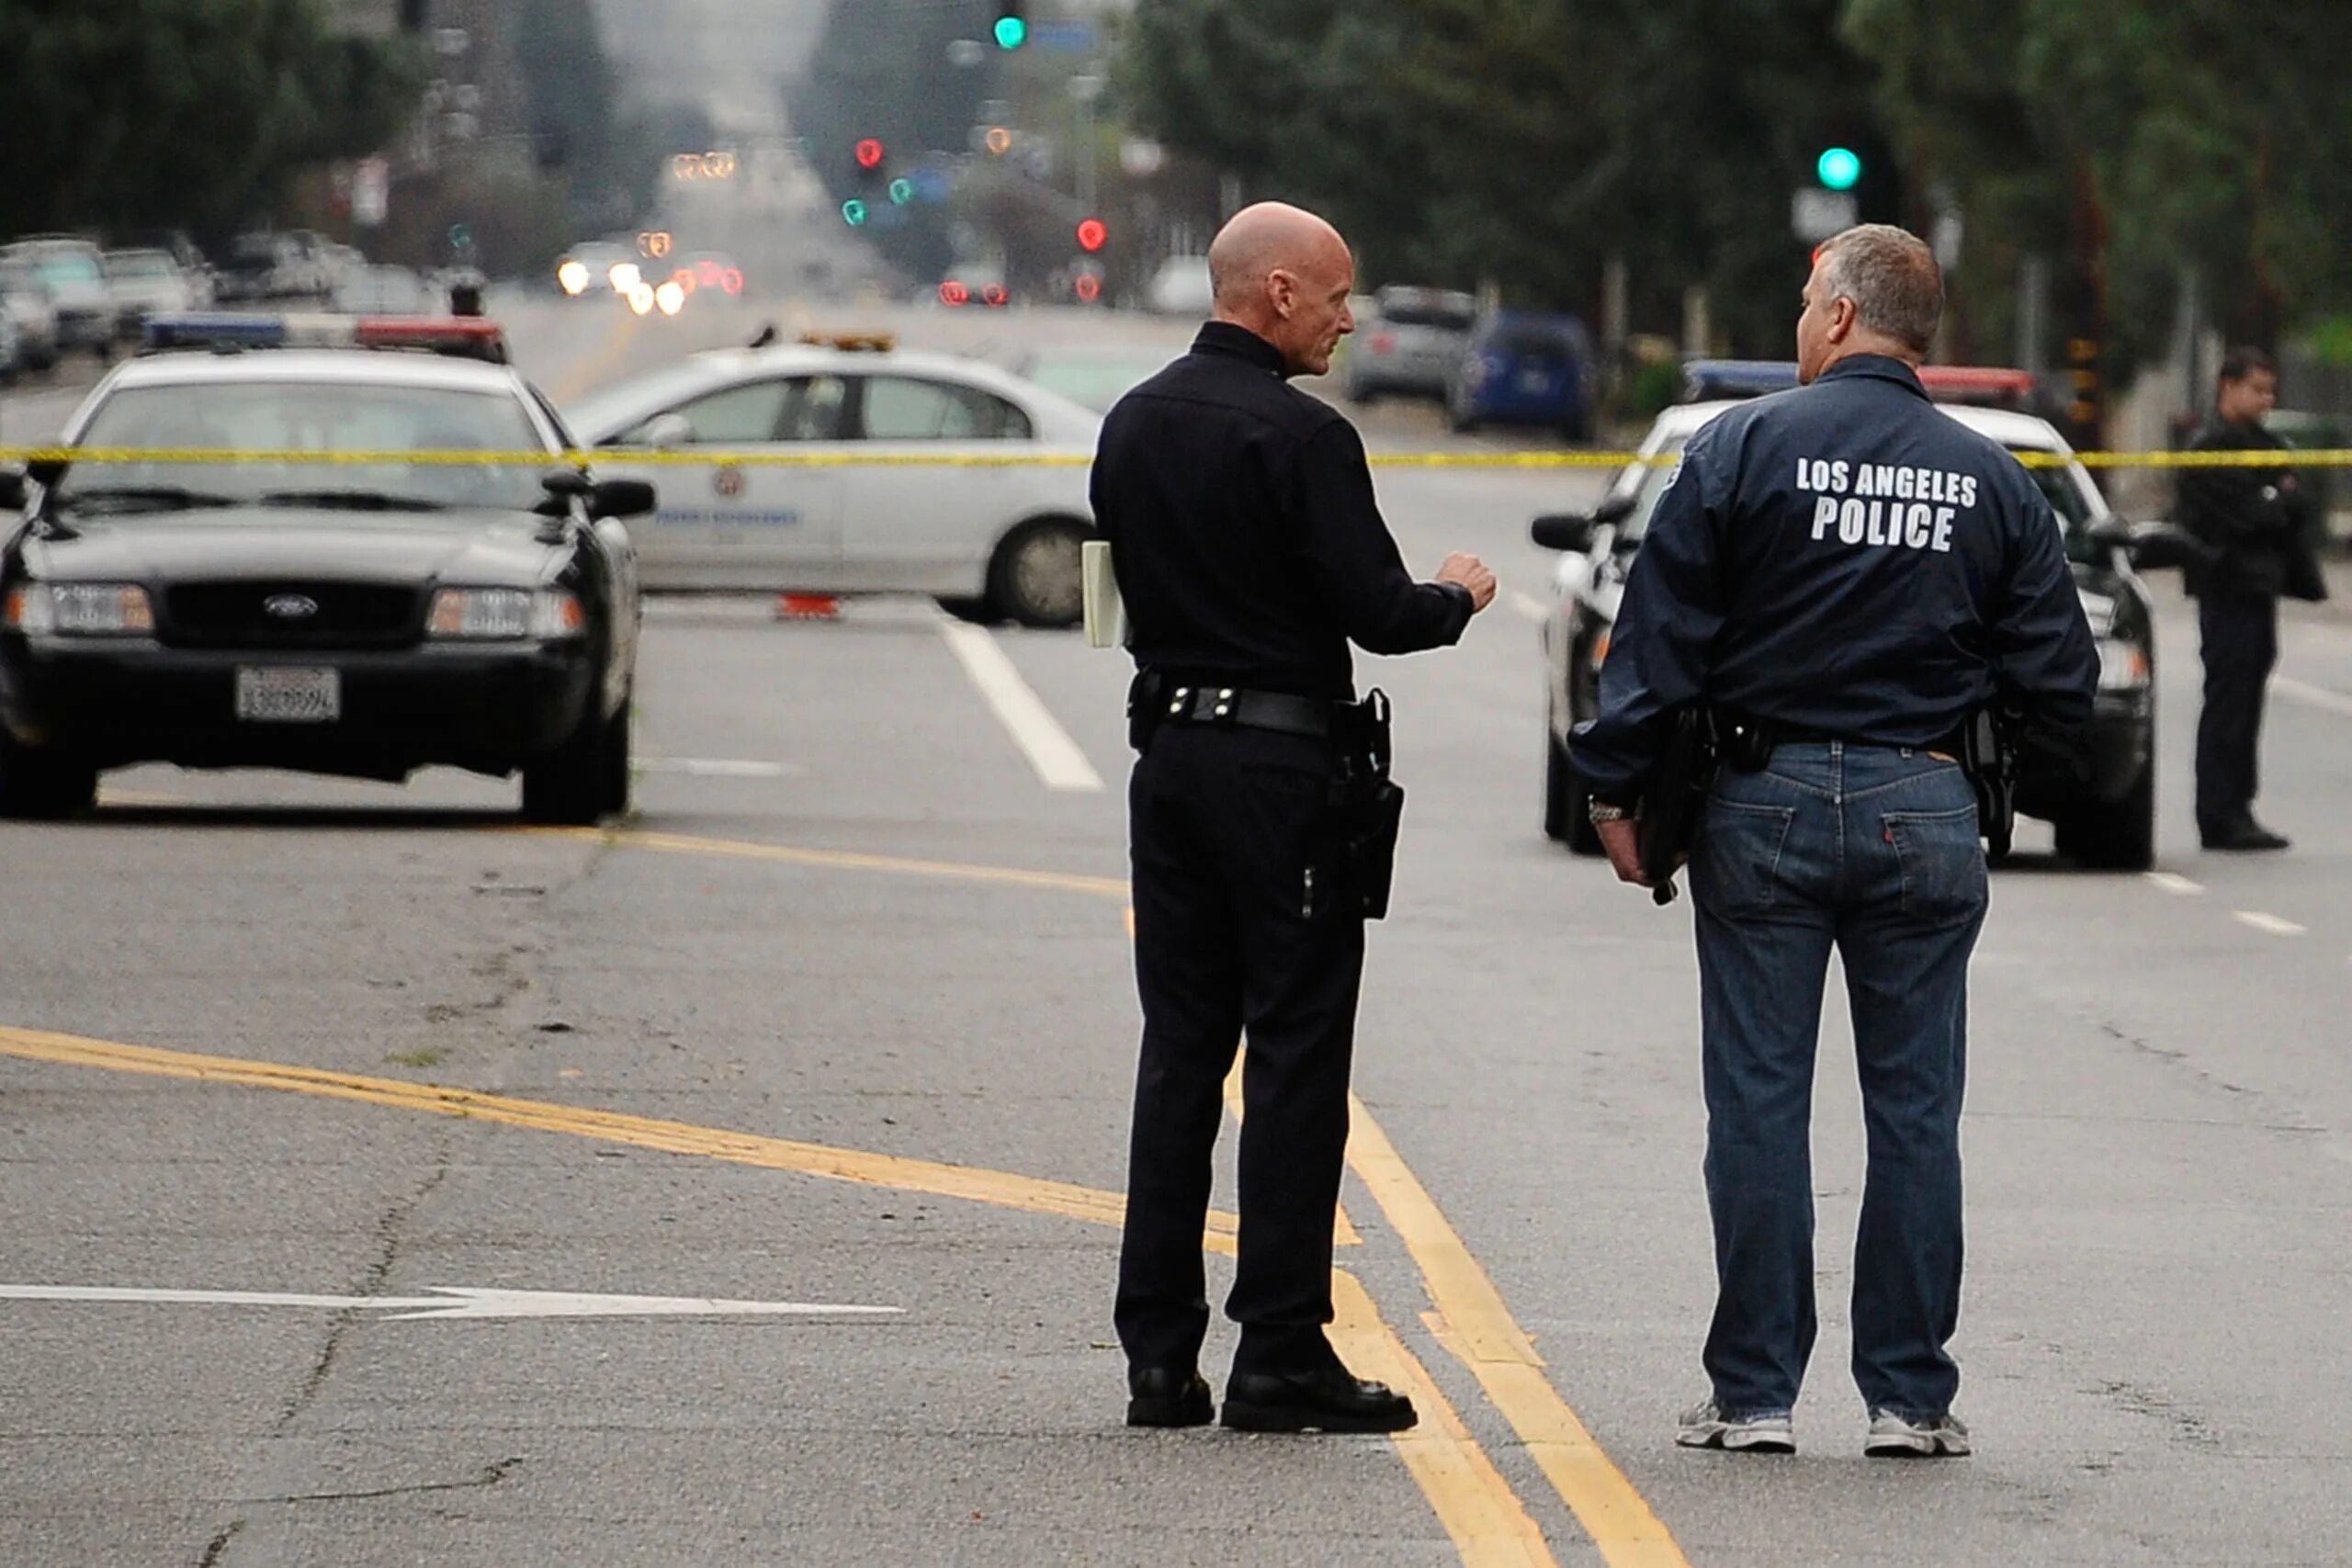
[1193,321,1289,378]
[1815,354,1928,399]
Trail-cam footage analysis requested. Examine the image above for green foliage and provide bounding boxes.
[0,0,423,240]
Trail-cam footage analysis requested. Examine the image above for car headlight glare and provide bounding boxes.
[2095,636,2150,693]
[428,588,584,640]
[5,582,153,636]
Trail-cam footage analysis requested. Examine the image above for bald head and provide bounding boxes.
[1206,202,1358,378]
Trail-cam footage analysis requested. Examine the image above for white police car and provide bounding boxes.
[0,313,648,821]
[1534,367,2162,870]
[567,335,1102,626]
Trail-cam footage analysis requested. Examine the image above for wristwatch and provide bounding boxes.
[1587,798,1633,825]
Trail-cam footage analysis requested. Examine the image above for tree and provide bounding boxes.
[0,0,423,242]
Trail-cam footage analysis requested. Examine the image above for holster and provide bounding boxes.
[1332,689,1405,920]
[1958,708,2017,859]
[1126,671,1166,752]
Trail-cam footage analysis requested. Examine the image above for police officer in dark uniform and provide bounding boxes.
[1573,225,2096,1459]
[1091,202,1497,1433]
[2178,346,2316,852]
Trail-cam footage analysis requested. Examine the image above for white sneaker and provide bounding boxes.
[1676,1400,1795,1453]
[1864,1409,1971,1458]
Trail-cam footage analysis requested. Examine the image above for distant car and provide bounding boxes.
[100,249,200,338]
[0,265,59,373]
[334,265,434,315]
[567,336,1102,626]
[0,313,646,822]
[1144,256,1214,318]
[1345,285,1477,403]
[1532,393,2160,869]
[0,238,116,355]
[1446,311,1595,440]
[1011,343,1178,414]
[215,233,331,304]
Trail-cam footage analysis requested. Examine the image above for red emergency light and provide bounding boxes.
[1074,274,1102,303]
[1076,218,1109,254]
[854,138,887,171]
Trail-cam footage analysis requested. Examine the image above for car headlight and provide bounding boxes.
[4,583,154,637]
[2095,636,2150,693]
[427,588,585,640]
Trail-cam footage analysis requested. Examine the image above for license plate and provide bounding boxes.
[235,666,340,723]
[1519,368,1554,393]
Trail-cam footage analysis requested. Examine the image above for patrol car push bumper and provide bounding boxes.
[0,635,597,781]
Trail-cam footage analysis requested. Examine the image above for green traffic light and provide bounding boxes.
[993,16,1027,48]
[1816,146,1862,192]
[842,199,868,227]
[888,178,914,206]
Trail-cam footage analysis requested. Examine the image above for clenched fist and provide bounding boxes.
[1435,553,1498,613]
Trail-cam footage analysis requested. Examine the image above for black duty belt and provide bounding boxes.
[1156,682,1335,739]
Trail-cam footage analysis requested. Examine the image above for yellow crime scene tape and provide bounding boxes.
[5,447,2351,470]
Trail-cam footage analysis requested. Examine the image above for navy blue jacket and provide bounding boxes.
[1572,355,2098,803]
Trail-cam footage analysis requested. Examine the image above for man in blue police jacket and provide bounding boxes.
[1572,225,2097,1458]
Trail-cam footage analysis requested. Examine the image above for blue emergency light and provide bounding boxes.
[1679,359,1801,402]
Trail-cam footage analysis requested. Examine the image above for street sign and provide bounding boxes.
[1791,187,1857,243]
[0,1282,904,1321]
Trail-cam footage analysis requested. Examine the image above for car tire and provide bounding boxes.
[0,733,97,820]
[522,698,616,826]
[2053,760,2155,872]
[1351,383,1380,406]
[1544,723,1601,855]
[987,518,1090,628]
[598,694,633,817]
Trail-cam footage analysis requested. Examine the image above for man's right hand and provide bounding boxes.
[1436,553,1498,613]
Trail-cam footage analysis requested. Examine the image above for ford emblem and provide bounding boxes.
[264,593,320,620]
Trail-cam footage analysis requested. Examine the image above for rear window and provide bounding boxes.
[1483,325,1578,357]
[107,254,175,278]
[1376,289,1476,331]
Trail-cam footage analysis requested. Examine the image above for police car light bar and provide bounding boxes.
[141,314,509,364]
[1916,366,2038,404]
[1679,360,1800,401]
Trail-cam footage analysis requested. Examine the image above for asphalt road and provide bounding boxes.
[6,294,2352,1568]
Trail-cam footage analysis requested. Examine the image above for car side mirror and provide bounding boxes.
[642,412,694,449]
[2119,519,2206,572]
[535,468,592,518]
[1530,513,1596,553]
[589,478,657,519]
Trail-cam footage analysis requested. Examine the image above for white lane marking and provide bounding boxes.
[2275,676,2352,718]
[0,1283,903,1321]
[2233,910,2307,937]
[1509,590,1552,624]
[936,621,1105,793]
[635,757,798,778]
[2144,872,2204,897]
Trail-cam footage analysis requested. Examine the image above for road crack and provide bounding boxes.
[237,1457,523,1506]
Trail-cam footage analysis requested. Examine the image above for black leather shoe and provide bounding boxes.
[2202,821,2290,852]
[1221,1364,1419,1434]
[1126,1367,1214,1428]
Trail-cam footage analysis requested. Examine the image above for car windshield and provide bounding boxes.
[34,255,103,287]
[57,381,550,513]
[107,253,175,278]
[1023,355,1167,413]
[1611,432,2100,565]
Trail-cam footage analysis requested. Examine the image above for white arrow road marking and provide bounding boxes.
[0,1284,904,1321]
[2233,910,2307,938]
[634,758,799,778]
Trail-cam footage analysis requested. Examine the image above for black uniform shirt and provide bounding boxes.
[1572,355,2098,802]
[1091,321,1474,700]
[2177,418,2299,600]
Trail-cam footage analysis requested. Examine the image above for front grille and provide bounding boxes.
[161,581,425,650]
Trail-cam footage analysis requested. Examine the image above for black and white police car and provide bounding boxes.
[1535,363,2166,870]
[0,313,649,821]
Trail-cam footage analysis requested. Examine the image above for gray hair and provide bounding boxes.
[1817,224,1942,355]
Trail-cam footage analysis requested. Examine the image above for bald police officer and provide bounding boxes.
[1573,226,2097,1458]
[1092,203,1497,1434]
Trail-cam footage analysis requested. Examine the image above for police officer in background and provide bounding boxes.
[1092,201,1497,1434]
[1573,225,2096,1458]
[2179,347,2313,852]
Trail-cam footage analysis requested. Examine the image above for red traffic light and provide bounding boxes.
[1074,274,1102,303]
[854,138,886,171]
[1076,218,1109,254]
[939,280,971,308]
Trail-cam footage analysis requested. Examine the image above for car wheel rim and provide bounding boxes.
[1013,530,1084,623]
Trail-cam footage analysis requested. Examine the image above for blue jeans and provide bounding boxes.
[1688,741,1986,1420]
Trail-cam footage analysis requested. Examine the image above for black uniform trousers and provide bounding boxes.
[1116,722,1364,1378]
[2195,592,2279,833]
